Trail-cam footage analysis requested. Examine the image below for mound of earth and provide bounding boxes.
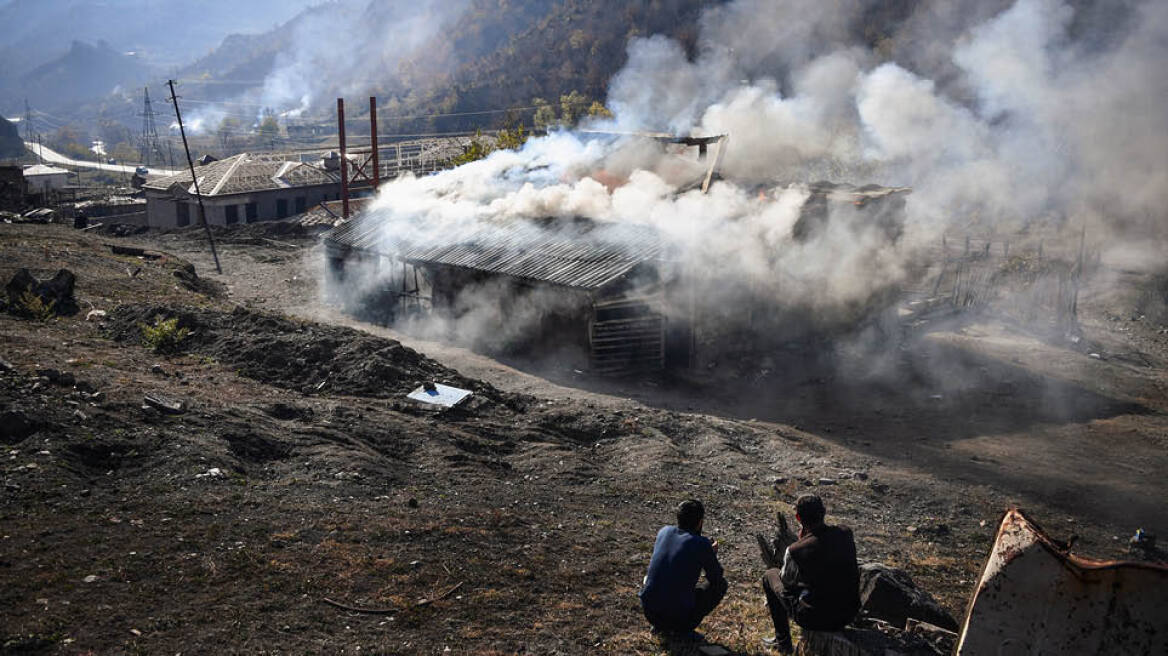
[106,303,515,404]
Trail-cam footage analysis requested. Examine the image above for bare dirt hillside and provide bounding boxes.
[2,224,1166,655]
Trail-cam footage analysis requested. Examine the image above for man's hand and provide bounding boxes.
[711,539,719,553]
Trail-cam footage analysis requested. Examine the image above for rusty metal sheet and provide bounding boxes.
[956,508,1168,655]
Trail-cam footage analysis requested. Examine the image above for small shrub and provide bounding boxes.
[17,291,56,321]
[139,315,190,353]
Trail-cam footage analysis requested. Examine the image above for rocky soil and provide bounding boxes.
[2,223,1166,655]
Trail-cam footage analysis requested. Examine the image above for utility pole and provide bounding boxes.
[338,98,349,219]
[167,79,222,274]
[370,96,380,189]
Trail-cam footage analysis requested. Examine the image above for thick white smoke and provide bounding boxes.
[338,0,1168,357]
[257,0,466,118]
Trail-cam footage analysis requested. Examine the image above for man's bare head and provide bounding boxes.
[677,499,705,533]
[794,494,826,528]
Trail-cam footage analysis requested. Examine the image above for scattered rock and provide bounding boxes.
[817,477,837,486]
[36,369,75,387]
[263,402,314,421]
[407,498,419,508]
[859,563,959,631]
[195,467,224,479]
[86,309,107,321]
[0,410,41,444]
[144,394,185,415]
[150,364,165,375]
[83,575,98,583]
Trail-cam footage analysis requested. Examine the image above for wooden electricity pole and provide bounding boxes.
[167,79,221,274]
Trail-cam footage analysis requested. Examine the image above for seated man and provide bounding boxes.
[639,499,728,639]
[760,494,860,654]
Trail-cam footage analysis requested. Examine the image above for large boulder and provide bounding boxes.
[858,563,958,631]
[4,268,78,317]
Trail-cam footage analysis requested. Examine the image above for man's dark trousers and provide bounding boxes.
[644,577,728,634]
[761,568,805,643]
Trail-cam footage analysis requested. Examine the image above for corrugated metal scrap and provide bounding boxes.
[956,508,1168,654]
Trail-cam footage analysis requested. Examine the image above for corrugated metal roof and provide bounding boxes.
[326,211,664,291]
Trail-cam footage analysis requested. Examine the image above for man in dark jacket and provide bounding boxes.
[760,494,860,654]
[639,499,728,639]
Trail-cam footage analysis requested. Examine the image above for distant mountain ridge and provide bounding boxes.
[0,0,320,115]
[178,0,721,132]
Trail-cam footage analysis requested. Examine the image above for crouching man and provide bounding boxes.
[639,499,728,640]
[761,494,860,654]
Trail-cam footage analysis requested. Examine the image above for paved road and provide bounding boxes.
[24,141,179,176]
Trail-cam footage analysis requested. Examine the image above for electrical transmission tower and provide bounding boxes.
[138,86,165,166]
[23,99,34,143]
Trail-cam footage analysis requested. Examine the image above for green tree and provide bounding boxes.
[559,90,588,126]
[49,125,93,160]
[217,116,242,154]
[587,101,614,119]
[496,123,527,151]
[110,141,139,163]
[450,129,494,166]
[256,110,280,149]
[532,98,557,131]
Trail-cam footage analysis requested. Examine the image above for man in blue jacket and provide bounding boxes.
[639,499,728,639]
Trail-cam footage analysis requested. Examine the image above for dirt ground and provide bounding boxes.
[2,223,1166,655]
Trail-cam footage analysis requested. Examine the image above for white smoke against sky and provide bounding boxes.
[341,0,1167,349]
[256,0,468,118]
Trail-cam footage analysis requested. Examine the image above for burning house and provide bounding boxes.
[325,214,685,373]
[322,130,915,375]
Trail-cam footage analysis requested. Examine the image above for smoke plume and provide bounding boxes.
[336,0,1168,361]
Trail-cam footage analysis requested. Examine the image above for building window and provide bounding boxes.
[245,202,258,223]
[295,196,306,214]
[225,205,239,225]
[176,202,190,227]
[276,198,288,219]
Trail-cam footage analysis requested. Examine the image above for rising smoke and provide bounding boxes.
[333,0,1168,363]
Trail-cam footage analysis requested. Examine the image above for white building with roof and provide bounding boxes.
[141,153,341,228]
[23,164,71,193]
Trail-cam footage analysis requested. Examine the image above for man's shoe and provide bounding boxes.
[762,635,795,654]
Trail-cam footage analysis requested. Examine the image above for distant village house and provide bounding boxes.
[23,164,71,194]
[142,153,341,228]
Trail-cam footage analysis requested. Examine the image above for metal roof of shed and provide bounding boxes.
[326,211,664,291]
